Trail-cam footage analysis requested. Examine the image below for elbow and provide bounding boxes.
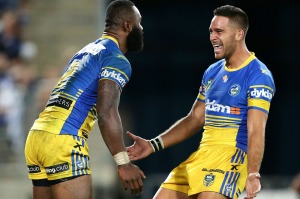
[97,105,118,126]
[97,105,111,125]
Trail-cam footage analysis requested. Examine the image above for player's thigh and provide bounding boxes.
[51,175,92,199]
[153,187,191,199]
[195,191,229,199]
[33,186,52,199]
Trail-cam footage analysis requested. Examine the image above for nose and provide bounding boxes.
[210,32,216,41]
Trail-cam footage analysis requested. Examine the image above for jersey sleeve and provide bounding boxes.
[100,54,132,91]
[197,80,206,102]
[197,66,213,102]
[247,71,275,113]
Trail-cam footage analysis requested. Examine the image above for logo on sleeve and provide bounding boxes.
[101,69,126,87]
[250,88,273,100]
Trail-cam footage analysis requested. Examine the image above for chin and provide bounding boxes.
[214,54,223,60]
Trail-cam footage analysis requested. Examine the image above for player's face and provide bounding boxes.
[127,6,144,52]
[209,16,237,60]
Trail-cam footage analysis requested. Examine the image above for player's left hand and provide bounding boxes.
[126,131,153,161]
[117,162,146,196]
[244,173,261,199]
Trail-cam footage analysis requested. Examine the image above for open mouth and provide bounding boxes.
[213,44,222,53]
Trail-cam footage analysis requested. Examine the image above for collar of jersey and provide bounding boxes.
[225,52,256,72]
[101,35,119,47]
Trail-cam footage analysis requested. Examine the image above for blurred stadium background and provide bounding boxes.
[0,0,299,198]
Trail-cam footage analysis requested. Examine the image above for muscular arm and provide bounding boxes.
[97,79,125,155]
[97,79,145,196]
[247,109,268,173]
[245,109,268,198]
[126,100,205,161]
[160,100,205,148]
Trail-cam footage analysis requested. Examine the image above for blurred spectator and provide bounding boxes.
[35,67,60,112]
[0,9,22,62]
[0,51,19,160]
[291,172,300,196]
[0,0,29,18]
[0,0,36,157]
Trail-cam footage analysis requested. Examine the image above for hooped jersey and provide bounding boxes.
[31,36,131,139]
[197,53,275,152]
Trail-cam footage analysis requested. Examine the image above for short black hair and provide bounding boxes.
[213,5,249,35]
[105,0,135,28]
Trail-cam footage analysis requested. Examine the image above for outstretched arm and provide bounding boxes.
[244,109,268,199]
[97,79,145,196]
[127,100,205,161]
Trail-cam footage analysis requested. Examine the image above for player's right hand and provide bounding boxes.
[117,162,146,196]
[126,131,153,161]
[244,173,261,199]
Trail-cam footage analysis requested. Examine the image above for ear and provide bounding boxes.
[235,29,245,41]
[123,20,133,33]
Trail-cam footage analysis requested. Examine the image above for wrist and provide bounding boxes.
[149,136,164,152]
[248,172,260,178]
[113,151,130,165]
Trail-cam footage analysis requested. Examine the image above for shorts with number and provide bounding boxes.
[24,130,91,181]
[161,145,248,199]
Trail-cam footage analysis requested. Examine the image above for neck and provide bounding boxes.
[103,30,128,54]
[225,45,252,69]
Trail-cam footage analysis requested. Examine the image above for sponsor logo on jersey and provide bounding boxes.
[101,69,126,87]
[204,78,214,92]
[77,161,84,169]
[78,43,105,55]
[250,88,273,100]
[261,69,269,74]
[117,54,127,61]
[225,183,233,192]
[223,75,228,83]
[46,96,73,110]
[202,168,225,174]
[28,165,41,173]
[45,162,69,174]
[203,173,216,187]
[229,84,241,97]
[82,130,89,139]
[206,99,240,115]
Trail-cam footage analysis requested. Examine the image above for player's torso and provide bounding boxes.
[201,57,259,151]
[31,38,129,139]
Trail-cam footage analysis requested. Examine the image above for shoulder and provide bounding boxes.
[249,57,275,82]
[204,59,225,75]
[248,57,276,92]
[96,39,130,66]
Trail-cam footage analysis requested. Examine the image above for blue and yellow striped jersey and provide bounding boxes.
[197,53,275,152]
[31,36,131,138]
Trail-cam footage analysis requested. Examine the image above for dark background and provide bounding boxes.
[118,0,300,177]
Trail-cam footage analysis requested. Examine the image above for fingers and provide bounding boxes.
[245,182,261,199]
[119,164,146,196]
[131,179,143,196]
[124,177,144,196]
[255,184,261,194]
[126,150,138,161]
[126,131,137,140]
[140,170,146,179]
[122,181,129,191]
